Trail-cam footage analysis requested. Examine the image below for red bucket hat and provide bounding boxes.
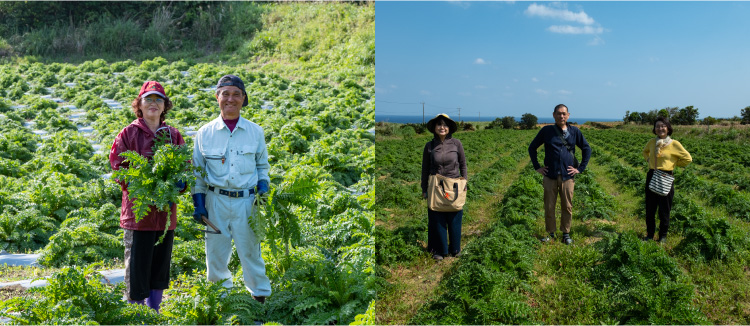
[138,81,168,100]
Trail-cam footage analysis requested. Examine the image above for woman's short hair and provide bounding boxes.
[131,96,174,123]
[652,116,673,136]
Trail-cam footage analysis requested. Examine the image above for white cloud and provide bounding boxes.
[557,90,572,95]
[525,3,595,25]
[532,77,539,82]
[375,87,386,94]
[548,25,604,35]
[447,1,472,9]
[475,85,488,89]
[588,36,605,46]
[649,57,659,63]
[390,84,397,89]
[420,90,431,96]
[458,92,472,96]
[474,58,487,64]
[535,89,549,95]
[605,81,616,87]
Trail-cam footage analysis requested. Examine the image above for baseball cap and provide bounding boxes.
[138,81,167,99]
[216,74,248,107]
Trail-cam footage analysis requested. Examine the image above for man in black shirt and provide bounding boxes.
[528,104,591,245]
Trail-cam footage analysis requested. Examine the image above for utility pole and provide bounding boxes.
[457,107,461,122]
[421,101,425,125]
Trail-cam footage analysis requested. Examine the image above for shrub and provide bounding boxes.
[374,225,424,266]
[519,113,538,130]
[675,217,749,262]
[591,232,708,325]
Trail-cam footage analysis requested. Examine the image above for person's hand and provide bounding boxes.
[175,180,186,191]
[567,166,580,176]
[256,180,269,196]
[422,192,427,199]
[192,193,208,225]
[536,166,548,176]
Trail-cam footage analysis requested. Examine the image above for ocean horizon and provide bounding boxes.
[376,114,622,124]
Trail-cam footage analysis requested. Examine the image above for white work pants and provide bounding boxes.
[205,191,272,296]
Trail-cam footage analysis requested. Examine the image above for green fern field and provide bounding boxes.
[375,124,750,324]
[0,3,376,325]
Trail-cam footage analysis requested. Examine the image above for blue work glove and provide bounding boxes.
[168,180,186,209]
[192,193,208,225]
[256,180,269,196]
[175,180,186,192]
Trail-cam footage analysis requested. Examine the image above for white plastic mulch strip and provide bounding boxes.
[0,269,126,290]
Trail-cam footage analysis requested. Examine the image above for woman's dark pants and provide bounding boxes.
[427,209,462,256]
[645,169,674,238]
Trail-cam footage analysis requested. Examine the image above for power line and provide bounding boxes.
[375,99,421,105]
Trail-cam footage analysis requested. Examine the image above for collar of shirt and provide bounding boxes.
[211,115,251,133]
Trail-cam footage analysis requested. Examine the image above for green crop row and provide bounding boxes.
[374,129,534,267]
[589,143,750,263]
[0,56,375,324]
[586,130,750,221]
[409,166,542,325]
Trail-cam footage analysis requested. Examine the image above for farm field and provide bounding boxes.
[375,123,750,324]
[0,3,376,325]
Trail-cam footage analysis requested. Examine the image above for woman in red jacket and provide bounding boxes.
[109,81,185,313]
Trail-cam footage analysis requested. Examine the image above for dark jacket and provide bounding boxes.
[110,118,185,231]
[528,124,591,181]
[421,135,468,194]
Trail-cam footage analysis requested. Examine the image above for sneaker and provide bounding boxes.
[642,235,653,242]
[252,295,266,304]
[451,251,462,258]
[658,236,667,243]
[432,254,444,261]
[562,233,573,245]
[540,233,555,242]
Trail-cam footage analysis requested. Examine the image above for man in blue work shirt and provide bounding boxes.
[528,104,591,245]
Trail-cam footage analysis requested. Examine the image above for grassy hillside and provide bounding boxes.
[0,2,374,85]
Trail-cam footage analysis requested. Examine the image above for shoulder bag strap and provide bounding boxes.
[553,125,574,153]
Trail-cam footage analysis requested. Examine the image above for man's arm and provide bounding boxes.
[576,129,592,173]
[255,127,271,184]
[192,131,207,194]
[528,128,545,170]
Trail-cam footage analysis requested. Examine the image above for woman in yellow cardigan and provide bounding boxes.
[642,117,692,242]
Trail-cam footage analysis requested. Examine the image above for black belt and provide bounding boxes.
[208,186,255,198]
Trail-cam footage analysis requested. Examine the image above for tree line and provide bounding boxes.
[624,106,750,125]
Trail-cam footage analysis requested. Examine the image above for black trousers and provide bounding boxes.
[427,209,462,256]
[645,170,674,238]
[123,229,174,301]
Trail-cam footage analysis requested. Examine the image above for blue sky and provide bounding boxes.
[376,1,750,121]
